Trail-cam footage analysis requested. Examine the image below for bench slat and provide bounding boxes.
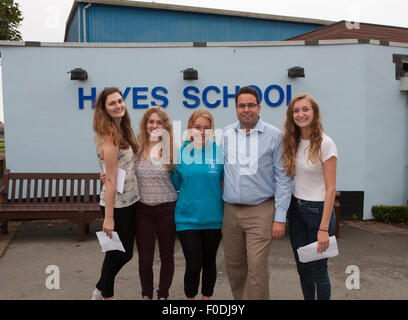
[70,179,74,202]
[48,178,53,203]
[17,178,23,203]
[93,179,98,203]
[10,178,16,202]
[84,179,90,203]
[26,179,32,203]
[9,173,100,179]
[55,179,60,203]
[0,203,99,211]
[40,179,45,203]
[34,179,38,203]
[62,179,67,203]
[77,179,81,203]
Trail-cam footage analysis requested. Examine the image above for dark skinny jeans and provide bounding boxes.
[135,201,176,299]
[96,202,137,298]
[177,228,222,298]
[288,195,336,300]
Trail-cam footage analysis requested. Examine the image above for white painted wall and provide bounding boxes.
[0,41,407,219]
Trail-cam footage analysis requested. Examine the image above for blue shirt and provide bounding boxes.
[222,118,292,223]
[171,140,224,232]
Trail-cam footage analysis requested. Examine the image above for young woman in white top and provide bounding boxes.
[92,87,140,300]
[282,93,337,300]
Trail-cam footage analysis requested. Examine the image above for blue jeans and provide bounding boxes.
[288,195,336,300]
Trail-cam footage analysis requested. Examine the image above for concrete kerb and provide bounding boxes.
[342,220,408,235]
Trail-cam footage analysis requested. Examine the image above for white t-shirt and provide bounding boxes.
[293,133,337,201]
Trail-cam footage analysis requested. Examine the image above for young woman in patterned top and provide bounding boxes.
[134,107,178,300]
[92,87,140,300]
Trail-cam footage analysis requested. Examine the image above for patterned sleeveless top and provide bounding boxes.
[135,155,177,205]
[98,140,140,208]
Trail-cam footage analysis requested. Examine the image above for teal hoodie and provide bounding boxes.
[171,140,224,232]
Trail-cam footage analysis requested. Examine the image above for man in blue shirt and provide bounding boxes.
[222,86,292,300]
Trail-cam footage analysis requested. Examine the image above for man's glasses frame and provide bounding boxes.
[236,103,259,109]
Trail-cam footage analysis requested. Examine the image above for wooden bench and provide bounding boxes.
[0,170,103,241]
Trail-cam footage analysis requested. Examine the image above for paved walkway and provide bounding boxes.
[0,219,407,300]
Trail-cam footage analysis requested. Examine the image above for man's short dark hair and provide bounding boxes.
[235,86,260,106]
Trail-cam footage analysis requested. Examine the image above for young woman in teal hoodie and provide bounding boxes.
[171,110,224,300]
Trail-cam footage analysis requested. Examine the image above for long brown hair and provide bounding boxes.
[93,87,138,153]
[137,106,175,171]
[282,93,323,176]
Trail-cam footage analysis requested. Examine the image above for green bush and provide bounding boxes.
[372,205,408,223]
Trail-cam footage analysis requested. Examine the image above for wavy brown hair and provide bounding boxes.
[282,93,323,176]
[137,106,175,171]
[93,87,138,153]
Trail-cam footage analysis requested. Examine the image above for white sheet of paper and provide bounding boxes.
[297,236,339,263]
[102,164,126,194]
[96,231,126,253]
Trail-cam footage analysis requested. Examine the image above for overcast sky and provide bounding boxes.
[0,0,406,122]
[13,0,408,42]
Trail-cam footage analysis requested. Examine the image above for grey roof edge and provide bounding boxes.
[64,1,79,42]
[1,39,408,48]
[64,0,335,41]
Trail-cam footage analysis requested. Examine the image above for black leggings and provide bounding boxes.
[177,229,222,298]
[96,203,136,298]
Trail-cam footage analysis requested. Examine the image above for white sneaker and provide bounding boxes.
[91,288,103,300]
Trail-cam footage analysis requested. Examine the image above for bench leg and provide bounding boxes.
[78,223,85,241]
[0,220,8,234]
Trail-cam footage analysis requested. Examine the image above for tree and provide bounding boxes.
[0,0,23,41]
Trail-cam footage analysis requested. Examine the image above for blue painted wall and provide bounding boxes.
[66,5,80,42]
[66,3,324,43]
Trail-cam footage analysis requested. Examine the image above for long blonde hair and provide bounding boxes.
[93,87,138,153]
[137,106,175,171]
[282,93,323,176]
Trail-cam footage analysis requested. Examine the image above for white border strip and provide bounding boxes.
[0,41,25,47]
[388,41,408,48]
[316,39,359,45]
